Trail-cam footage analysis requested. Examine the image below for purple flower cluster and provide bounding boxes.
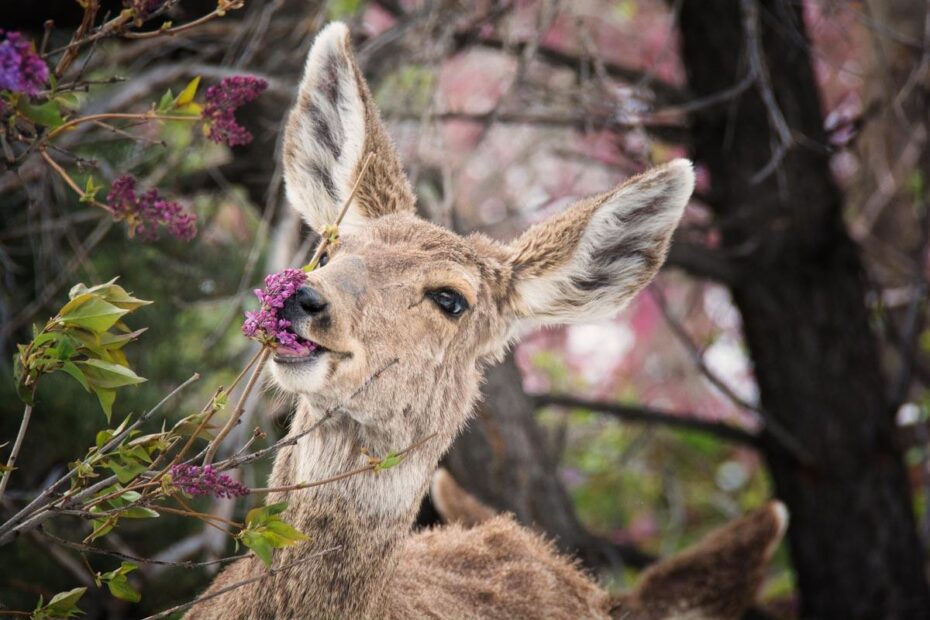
[107,175,197,241]
[242,268,308,346]
[170,464,250,499]
[201,76,268,147]
[123,0,166,20]
[0,31,49,96]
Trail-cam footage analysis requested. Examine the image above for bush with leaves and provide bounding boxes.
[0,6,424,613]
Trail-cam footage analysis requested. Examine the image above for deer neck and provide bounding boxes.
[261,399,460,618]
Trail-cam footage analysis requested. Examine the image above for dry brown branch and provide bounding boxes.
[139,545,342,620]
[535,394,761,447]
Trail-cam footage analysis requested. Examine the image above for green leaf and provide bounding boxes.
[35,587,86,618]
[120,506,160,519]
[98,562,140,602]
[375,451,403,470]
[157,88,175,112]
[32,331,65,347]
[99,328,148,350]
[105,574,140,603]
[19,100,63,128]
[59,361,90,392]
[175,76,201,106]
[78,358,146,388]
[105,456,148,484]
[89,515,117,541]
[265,519,309,543]
[246,501,288,527]
[81,176,102,203]
[240,530,273,566]
[93,387,117,421]
[59,295,128,333]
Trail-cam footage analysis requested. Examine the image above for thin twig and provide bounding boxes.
[203,348,271,465]
[650,286,814,465]
[740,0,793,183]
[46,112,200,140]
[535,394,761,447]
[39,529,247,568]
[211,358,399,473]
[0,404,34,500]
[250,432,438,494]
[139,545,342,620]
[0,374,200,546]
[305,152,375,270]
[39,149,112,213]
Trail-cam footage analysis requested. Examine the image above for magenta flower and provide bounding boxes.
[0,31,49,96]
[123,0,166,20]
[106,175,197,241]
[201,76,268,147]
[242,268,317,351]
[170,464,250,499]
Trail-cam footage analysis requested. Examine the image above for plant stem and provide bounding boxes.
[250,432,437,494]
[203,347,271,465]
[0,403,34,500]
[46,112,199,140]
[0,374,199,546]
[305,152,374,270]
[39,149,113,213]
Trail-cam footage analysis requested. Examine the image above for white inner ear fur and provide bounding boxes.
[514,159,695,325]
[284,22,368,232]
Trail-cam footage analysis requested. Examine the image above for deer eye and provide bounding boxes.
[427,288,469,318]
[317,252,329,267]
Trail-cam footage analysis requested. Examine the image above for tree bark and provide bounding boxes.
[678,1,930,618]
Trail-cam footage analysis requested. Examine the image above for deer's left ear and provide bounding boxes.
[506,160,694,324]
[283,22,416,232]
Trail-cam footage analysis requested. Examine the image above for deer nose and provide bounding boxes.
[284,286,329,319]
[296,286,328,315]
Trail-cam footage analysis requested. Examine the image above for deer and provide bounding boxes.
[186,22,788,620]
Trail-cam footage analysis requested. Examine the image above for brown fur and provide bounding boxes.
[186,22,784,620]
[430,468,497,527]
[610,502,788,620]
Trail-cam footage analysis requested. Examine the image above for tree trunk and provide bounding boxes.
[678,1,930,618]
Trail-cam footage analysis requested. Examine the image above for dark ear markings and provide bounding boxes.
[322,55,342,107]
[311,162,338,201]
[593,234,660,262]
[308,102,343,159]
[611,195,667,227]
[570,271,612,292]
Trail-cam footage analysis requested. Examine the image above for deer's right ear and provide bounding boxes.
[283,23,416,232]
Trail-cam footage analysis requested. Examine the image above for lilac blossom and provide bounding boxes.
[201,76,268,147]
[242,268,308,347]
[106,175,197,241]
[170,464,250,499]
[0,31,49,96]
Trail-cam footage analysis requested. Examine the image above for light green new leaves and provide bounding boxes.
[238,502,309,567]
[375,451,403,471]
[32,587,86,619]
[96,562,141,603]
[156,76,203,116]
[59,294,128,333]
[15,278,150,420]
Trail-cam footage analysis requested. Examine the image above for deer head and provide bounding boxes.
[273,23,694,447]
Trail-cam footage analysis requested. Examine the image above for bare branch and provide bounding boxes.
[534,394,761,448]
[740,0,793,183]
[139,546,342,620]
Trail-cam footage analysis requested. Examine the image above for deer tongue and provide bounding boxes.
[275,337,319,359]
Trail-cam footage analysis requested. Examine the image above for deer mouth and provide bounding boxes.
[273,332,327,364]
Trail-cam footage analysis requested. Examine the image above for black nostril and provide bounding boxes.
[295,286,328,316]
